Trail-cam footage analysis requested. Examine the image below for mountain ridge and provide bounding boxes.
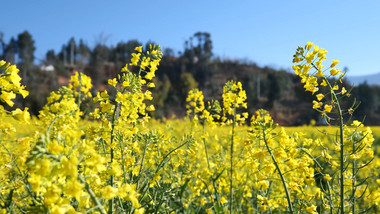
[346,72,380,86]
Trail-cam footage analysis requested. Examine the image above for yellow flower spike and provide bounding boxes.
[324,104,332,113]
[305,42,313,50]
[330,60,339,67]
[316,93,324,101]
[330,68,340,76]
[321,79,328,86]
[332,84,339,91]
[135,46,143,53]
[147,82,155,88]
[108,78,117,87]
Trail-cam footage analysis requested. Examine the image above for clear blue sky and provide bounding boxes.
[2,0,380,76]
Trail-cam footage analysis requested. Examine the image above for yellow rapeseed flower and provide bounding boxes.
[330,68,340,76]
[0,91,16,107]
[122,81,130,88]
[135,46,143,53]
[305,42,313,50]
[324,104,332,113]
[341,87,347,95]
[147,105,155,111]
[315,70,324,77]
[330,60,339,67]
[11,107,30,123]
[108,78,117,87]
[316,94,324,101]
[312,101,322,109]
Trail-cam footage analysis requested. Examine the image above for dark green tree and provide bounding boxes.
[17,31,36,81]
[353,81,375,123]
[266,70,290,108]
[183,32,213,87]
[4,37,18,63]
[45,50,56,65]
[179,72,198,104]
[110,40,141,72]
[0,32,5,58]
[77,39,91,70]
[90,44,110,86]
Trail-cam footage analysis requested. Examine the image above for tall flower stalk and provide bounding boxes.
[222,81,248,213]
[293,42,375,213]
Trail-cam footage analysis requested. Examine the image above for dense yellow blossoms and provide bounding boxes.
[1,44,380,214]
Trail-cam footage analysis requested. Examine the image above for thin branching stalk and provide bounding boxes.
[203,122,211,170]
[323,77,345,214]
[109,102,120,214]
[230,106,236,214]
[136,140,148,189]
[352,138,356,214]
[262,129,294,214]
[120,141,128,184]
[79,175,107,214]
[77,71,82,110]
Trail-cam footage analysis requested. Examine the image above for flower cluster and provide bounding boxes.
[0,60,29,107]
[0,61,30,123]
[68,71,93,99]
[1,43,380,214]
[293,43,377,213]
[186,89,221,127]
[292,42,348,117]
[222,80,248,125]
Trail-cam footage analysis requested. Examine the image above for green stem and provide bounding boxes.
[230,107,236,214]
[262,129,294,214]
[108,103,120,214]
[203,122,211,170]
[79,175,107,214]
[77,71,82,110]
[352,139,356,214]
[136,140,148,189]
[120,140,128,184]
[323,77,345,214]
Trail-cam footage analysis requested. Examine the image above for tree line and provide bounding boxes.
[1,30,380,125]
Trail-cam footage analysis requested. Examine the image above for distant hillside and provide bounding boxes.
[346,72,380,86]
